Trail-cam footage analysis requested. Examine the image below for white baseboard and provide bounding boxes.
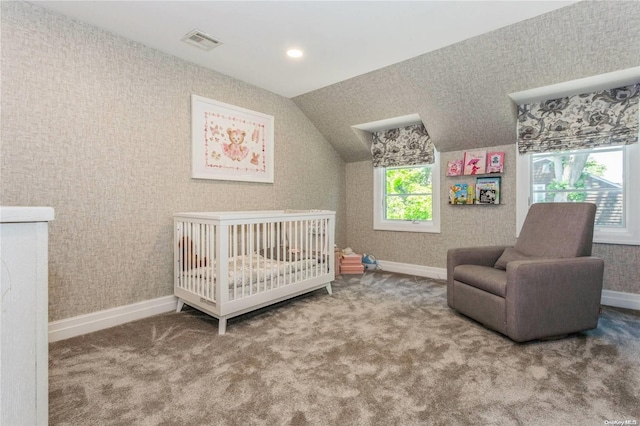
[49,295,178,342]
[601,289,640,311]
[377,260,639,311]
[48,274,639,343]
[376,260,447,281]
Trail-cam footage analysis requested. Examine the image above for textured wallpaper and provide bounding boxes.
[346,146,518,269]
[346,146,640,295]
[1,2,346,321]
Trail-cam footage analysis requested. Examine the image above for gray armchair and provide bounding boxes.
[447,202,604,343]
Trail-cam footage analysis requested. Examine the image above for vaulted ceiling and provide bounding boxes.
[29,1,575,98]
[293,1,640,160]
[29,1,640,162]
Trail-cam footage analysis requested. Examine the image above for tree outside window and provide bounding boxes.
[532,147,623,227]
[384,166,433,221]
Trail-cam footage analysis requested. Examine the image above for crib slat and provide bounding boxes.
[186,222,192,293]
[262,223,266,292]
[176,222,182,288]
[217,223,229,306]
[198,223,202,296]
[204,224,209,300]
[233,225,238,301]
[273,221,278,288]
[239,225,243,298]
[288,220,293,286]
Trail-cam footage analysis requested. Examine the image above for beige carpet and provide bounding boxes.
[49,272,640,425]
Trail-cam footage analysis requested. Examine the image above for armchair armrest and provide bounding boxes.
[447,245,509,308]
[447,246,509,278]
[505,256,604,342]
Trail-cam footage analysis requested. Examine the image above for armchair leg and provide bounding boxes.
[539,334,569,341]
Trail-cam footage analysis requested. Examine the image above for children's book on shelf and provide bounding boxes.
[446,160,463,176]
[463,150,487,175]
[449,183,474,205]
[486,151,505,173]
[475,177,501,204]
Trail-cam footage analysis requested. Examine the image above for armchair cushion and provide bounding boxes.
[454,265,507,297]
[494,247,540,270]
[515,203,596,258]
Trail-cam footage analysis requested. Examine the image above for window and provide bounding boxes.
[510,67,640,245]
[532,184,546,203]
[517,143,640,245]
[374,153,440,233]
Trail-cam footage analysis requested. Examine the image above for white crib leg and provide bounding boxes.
[218,317,227,335]
[176,299,184,313]
[326,283,333,295]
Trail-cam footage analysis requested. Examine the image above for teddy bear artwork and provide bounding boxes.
[223,128,250,162]
[192,95,274,183]
[204,117,264,171]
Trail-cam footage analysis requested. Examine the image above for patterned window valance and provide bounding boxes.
[517,84,639,154]
[371,123,434,167]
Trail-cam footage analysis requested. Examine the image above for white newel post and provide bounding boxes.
[1,206,54,426]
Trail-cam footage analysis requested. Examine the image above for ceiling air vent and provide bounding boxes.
[181,30,222,51]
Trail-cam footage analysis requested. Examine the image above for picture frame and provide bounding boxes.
[463,150,487,175]
[191,95,274,183]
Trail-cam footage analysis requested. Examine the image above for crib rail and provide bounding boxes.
[174,211,335,311]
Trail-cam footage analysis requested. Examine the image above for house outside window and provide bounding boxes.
[373,154,440,233]
[517,143,640,245]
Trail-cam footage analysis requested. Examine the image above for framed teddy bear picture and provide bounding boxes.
[191,95,274,183]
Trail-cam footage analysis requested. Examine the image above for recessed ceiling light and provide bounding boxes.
[286,49,303,58]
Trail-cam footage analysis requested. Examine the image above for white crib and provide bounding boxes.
[174,210,335,334]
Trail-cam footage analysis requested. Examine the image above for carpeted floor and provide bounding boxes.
[49,272,640,425]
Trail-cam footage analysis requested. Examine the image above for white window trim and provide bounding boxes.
[373,151,440,233]
[516,143,640,245]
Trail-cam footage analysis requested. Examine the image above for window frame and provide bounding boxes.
[373,151,440,233]
[516,143,640,245]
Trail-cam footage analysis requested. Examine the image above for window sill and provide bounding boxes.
[594,231,640,246]
[374,220,440,233]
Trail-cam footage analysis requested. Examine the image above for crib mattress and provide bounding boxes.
[181,255,325,294]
